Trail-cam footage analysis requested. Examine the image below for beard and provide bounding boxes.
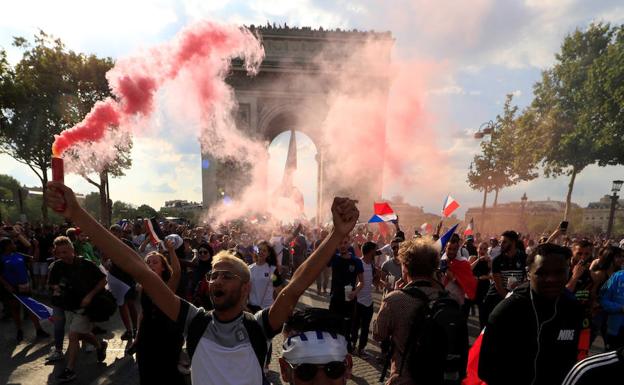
[211,285,242,311]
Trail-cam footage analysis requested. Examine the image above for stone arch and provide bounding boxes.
[259,102,326,221]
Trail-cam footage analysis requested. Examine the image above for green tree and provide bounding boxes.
[136,204,157,219]
[582,25,624,166]
[0,174,20,222]
[83,191,101,220]
[111,200,136,222]
[520,23,620,220]
[468,94,537,232]
[0,31,124,222]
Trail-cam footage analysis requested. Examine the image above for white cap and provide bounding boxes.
[282,331,348,364]
[165,234,183,250]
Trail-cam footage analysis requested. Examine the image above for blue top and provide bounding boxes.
[599,270,624,335]
[0,252,30,286]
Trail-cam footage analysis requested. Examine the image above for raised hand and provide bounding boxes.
[331,197,359,236]
[46,181,80,219]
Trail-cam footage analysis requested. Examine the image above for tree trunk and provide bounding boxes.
[493,188,499,208]
[41,171,49,223]
[564,167,578,221]
[98,171,111,228]
[481,188,488,234]
[105,172,112,227]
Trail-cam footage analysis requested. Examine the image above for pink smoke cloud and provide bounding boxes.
[52,21,264,157]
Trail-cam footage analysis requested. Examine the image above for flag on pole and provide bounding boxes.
[442,195,460,218]
[378,221,390,238]
[435,223,459,252]
[464,218,474,236]
[368,202,398,223]
[13,294,53,320]
[145,218,163,246]
[420,222,433,235]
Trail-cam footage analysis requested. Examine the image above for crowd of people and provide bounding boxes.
[1,182,624,384]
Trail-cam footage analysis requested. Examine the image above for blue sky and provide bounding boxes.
[1,0,624,219]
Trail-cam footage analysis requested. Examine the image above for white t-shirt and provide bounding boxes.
[249,263,276,308]
[357,260,374,307]
[177,301,277,385]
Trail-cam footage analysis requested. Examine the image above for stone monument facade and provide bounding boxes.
[202,24,393,222]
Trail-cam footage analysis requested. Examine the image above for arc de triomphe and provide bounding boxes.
[201,25,393,222]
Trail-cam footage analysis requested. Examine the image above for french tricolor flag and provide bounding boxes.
[145,218,163,246]
[435,223,459,252]
[368,202,398,223]
[442,195,460,218]
[14,294,53,320]
[464,218,474,236]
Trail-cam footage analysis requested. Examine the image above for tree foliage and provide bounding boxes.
[468,94,537,203]
[0,31,130,223]
[518,23,624,219]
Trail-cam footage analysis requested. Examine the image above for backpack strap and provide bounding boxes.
[242,311,269,368]
[185,305,272,384]
[398,285,433,377]
[186,307,213,360]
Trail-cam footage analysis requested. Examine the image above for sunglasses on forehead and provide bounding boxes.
[287,361,347,381]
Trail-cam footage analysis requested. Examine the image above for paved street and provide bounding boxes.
[0,286,597,385]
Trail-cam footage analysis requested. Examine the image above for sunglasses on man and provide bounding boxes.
[208,270,241,282]
[287,361,347,381]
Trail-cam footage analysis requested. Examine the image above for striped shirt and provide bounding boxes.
[562,348,624,385]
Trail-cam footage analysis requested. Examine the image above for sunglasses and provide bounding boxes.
[199,250,210,255]
[288,361,347,381]
[208,270,241,282]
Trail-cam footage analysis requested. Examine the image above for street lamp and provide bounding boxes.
[606,180,623,239]
[520,193,528,233]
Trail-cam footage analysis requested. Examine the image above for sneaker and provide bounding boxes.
[57,368,77,383]
[96,340,108,362]
[36,328,51,339]
[16,329,24,342]
[46,349,64,362]
[120,330,133,341]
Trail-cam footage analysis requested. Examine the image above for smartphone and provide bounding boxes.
[559,221,569,233]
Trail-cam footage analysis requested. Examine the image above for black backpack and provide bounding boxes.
[85,290,117,322]
[186,309,270,385]
[400,284,468,385]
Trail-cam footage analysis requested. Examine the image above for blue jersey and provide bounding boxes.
[0,252,30,286]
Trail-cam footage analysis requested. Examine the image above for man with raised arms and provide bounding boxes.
[45,181,359,385]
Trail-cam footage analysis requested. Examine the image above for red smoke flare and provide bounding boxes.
[51,21,263,157]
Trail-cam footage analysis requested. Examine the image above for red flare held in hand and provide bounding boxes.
[50,156,66,213]
[51,157,64,183]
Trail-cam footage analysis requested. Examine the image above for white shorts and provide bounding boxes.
[32,262,49,276]
[67,311,93,334]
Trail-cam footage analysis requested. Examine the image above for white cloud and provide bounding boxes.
[429,85,465,95]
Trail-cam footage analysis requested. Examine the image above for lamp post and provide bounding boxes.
[520,193,528,233]
[474,120,499,235]
[606,180,623,239]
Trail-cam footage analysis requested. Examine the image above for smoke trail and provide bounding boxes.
[52,21,264,158]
